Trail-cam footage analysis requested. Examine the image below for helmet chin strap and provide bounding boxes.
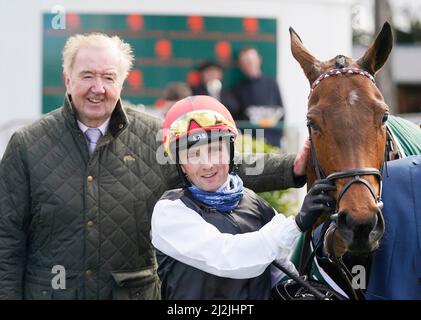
[175,145,192,188]
[177,165,192,187]
[228,136,237,175]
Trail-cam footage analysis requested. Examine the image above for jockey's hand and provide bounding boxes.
[295,179,336,232]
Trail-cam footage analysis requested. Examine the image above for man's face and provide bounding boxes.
[202,66,223,84]
[64,46,123,127]
[180,140,230,192]
[239,49,262,78]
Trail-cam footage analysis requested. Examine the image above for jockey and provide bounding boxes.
[151,95,335,299]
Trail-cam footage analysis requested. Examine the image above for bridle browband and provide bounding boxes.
[311,67,375,92]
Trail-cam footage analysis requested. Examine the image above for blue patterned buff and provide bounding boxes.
[188,174,244,213]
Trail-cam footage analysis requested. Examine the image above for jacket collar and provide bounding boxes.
[62,94,129,138]
[410,155,421,166]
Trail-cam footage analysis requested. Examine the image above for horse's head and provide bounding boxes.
[290,23,393,256]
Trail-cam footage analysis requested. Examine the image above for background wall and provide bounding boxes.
[41,13,278,112]
[0,0,353,158]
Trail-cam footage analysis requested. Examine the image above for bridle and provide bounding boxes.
[300,67,388,300]
[307,67,385,217]
[307,125,384,216]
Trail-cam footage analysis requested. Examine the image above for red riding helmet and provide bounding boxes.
[163,95,238,161]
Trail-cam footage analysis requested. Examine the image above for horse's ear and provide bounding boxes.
[289,27,321,85]
[357,22,393,75]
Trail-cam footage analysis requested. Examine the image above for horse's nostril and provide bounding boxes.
[369,209,385,243]
[337,211,348,229]
[363,212,378,231]
[336,211,353,243]
[337,210,355,230]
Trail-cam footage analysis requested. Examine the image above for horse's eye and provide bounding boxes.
[381,112,389,124]
[307,119,319,132]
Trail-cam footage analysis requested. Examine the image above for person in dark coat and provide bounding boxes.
[191,61,239,116]
[233,47,284,147]
[366,155,421,299]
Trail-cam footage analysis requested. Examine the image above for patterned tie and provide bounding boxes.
[85,128,102,155]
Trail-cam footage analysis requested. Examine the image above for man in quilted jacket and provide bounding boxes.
[0,33,308,299]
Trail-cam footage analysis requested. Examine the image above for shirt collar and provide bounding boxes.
[77,117,111,136]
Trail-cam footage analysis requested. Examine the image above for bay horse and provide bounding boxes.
[289,22,394,295]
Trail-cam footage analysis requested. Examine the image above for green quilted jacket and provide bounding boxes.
[0,95,301,299]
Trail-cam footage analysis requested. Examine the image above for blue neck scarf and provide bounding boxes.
[188,174,244,213]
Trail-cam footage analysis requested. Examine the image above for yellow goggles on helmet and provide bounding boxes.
[164,109,237,159]
[170,110,235,136]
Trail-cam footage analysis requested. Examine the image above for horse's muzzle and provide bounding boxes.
[335,208,385,255]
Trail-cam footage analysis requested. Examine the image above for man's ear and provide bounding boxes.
[63,73,71,91]
[257,51,263,65]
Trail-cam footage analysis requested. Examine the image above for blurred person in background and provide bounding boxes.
[158,82,192,117]
[233,47,284,147]
[191,60,239,117]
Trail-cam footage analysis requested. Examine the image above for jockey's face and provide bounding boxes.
[180,140,230,192]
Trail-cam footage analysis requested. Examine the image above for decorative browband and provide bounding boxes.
[311,67,375,91]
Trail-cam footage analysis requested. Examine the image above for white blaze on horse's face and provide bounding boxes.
[348,90,359,106]
[290,22,393,256]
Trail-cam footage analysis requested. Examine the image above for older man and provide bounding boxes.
[0,33,307,300]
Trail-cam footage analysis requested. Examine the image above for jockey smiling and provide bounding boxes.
[151,95,335,299]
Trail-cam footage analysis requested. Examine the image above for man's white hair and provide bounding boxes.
[62,33,134,82]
